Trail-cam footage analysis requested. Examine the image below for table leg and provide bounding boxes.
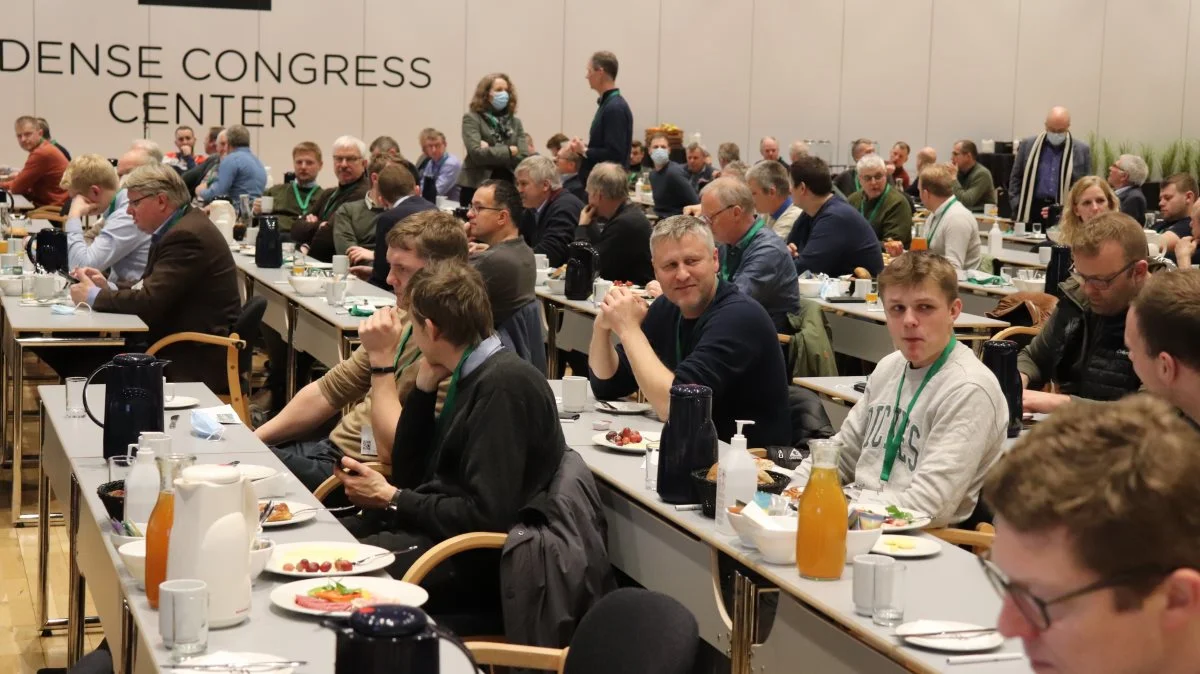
[67,474,86,666]
[11,341,25,525]
[544,301,560,378]
[37,405,50,631]
[120,598,137,674]
[0,318,9,469]
[285,301,298,400]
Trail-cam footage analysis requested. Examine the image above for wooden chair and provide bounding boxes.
[928,522,995,555]
[313,461,391,502]
[989,325,1040,342]
[26,204,67,223]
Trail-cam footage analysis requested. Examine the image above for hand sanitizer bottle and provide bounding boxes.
[716,420,756,535]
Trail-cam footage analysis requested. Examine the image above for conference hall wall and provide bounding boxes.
[2,0,1197,184]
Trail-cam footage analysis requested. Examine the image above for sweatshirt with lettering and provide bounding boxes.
[791,341,1006,526]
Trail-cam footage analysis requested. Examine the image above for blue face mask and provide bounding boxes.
[1045,132,1067,146]
[491,91,510,112]
[650,148,670,166]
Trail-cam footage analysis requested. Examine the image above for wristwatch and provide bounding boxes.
[387,488,404,512]
[370,365,396,376]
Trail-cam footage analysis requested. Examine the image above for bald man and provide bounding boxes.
[1010,106,1091,225]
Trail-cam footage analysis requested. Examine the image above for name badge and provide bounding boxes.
[359,421,377,457]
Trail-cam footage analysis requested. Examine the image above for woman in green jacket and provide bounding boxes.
[457,73,529,205]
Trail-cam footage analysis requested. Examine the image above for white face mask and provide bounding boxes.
[1045,132,1067,146]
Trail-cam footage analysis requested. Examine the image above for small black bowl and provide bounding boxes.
[97,480,125,522]
[690,469,790,518]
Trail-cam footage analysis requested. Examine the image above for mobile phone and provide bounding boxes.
[852,381,867,393]
[826,296,866,303]
[558,411,580,421]
[57,271,79,285]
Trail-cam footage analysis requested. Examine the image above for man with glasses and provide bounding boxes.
[291,135,370,262]
[847,154,913,248]
[699,177,798,331]
[980,394,1200,673]
[1018,212,1161,413]
[465,179,535,327]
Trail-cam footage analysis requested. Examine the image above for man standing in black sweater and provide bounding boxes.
[515,155,582,267]
[568,50,633,184]
[588,215,791,447]
[335,262,565,611]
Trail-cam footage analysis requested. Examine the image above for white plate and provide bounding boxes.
[871,534,941,558]
[169,652,296,674]
[258,500,316,528]
[240,248,256,256]
[270,576,429,618]
[266,541,395,577]
[164,396,200,410]
[894,620,1004,653]
[594,401,653,415]
[851,504,933,532]
[592,430,660,455]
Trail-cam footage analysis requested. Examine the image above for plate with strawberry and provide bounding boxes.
[593,427,661,454]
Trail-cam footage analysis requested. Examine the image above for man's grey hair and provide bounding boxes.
[856,153,886,174]
[1115,154,1149,187]
[851,137,876,159]
[789,140,810,160]
[515,155,562,189]
[650,214,715,254]
[701,177,755,215]
[717,142,740,165]
[332,135,368,159]
[586,162,627,201]
[686,142,705,154]
[721,160,749,181]
[130,139,163,163]
[746,159,791,195]
[123,162,191,207]
[759,136,778,149]
[226,124,251,148]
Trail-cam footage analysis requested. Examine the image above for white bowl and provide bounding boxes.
[118,539,147,589]
[1012,278,1045,294]
[536,268,551,286]
[110,522,147,550]
[288,275,328,296]
[726,509,757,549]
[0,276,22,296]
[798,279,824,298]
[547,278,566,295]
[250,537,274,583]
[747,516,798,565]
[844,527,884,563]
[238,464,286,498]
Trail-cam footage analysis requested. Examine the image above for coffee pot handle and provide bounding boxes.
[82,363,111,428]
[24,236,35,271]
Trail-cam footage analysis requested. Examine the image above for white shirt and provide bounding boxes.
[64,189,152,284]
[927,198,981,271]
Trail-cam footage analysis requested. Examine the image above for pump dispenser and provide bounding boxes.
[716,420,756,535]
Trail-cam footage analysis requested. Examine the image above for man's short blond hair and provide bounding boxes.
[61,154,119,192]
[878,251,959,305]
[122,162,191,207]
[1070,211,1148,263]
[918,163,956,198]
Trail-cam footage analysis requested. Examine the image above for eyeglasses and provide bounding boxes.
[468,203,504,214]
[332,155,362,164]
[1070,258,1141,290]
[699,204,734,226]
[978,555,1170,631]
[127,193,157,207]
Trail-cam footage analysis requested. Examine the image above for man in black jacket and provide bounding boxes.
[335,261,565,614]
[367,163,436,288]
[515,155,582,267]
[568,51,633,183]
[576,162,653,285]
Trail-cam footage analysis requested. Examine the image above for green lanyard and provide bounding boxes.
[392,325,421,372]
[292,182,319,215]
[880,338,956,482]
[924,196,957,244]
[157,205,189,238]
[719,218,765,281]
[319,185,342,220]
[434,343,478,447]
[857,182,891,223]
[103,194,118,218]
[854,173,861,193]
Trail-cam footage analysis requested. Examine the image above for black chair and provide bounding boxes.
[466,588,699,674]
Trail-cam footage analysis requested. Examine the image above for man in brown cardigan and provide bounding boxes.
[69,162,241,392]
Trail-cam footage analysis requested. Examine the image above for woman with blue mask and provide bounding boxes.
[458,73,530,206]
[647,133,699,218]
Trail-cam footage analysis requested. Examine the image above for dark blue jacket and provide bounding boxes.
[519,189,583,268]
[786,197,884,277]
[582,90,633,182]
[369,196,437,289]
[589,281,791,447]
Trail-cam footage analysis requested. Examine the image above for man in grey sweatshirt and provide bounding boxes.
[791,252,1007,526]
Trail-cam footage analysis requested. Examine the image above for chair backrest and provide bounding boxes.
[562,588,697,674]
[496,299,547,375]
[234,297,268,392]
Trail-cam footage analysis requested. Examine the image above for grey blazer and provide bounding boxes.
[458,110,529,188]
[1008,135,1091,209]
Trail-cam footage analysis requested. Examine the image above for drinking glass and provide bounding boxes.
[872,562,907,626]
[159,579,209,659]
[1000,266,1017,283]
[1031,222,1043,237]
[1145,213,1157,229]
[326,279,347,307]
[20,274,34,300]
[107,454,135,482]
[65,377,87,418]
[291,251,306,276]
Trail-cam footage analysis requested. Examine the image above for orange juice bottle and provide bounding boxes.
[796,440,848,580]
[909,237,928,251]
[145,454,195,608]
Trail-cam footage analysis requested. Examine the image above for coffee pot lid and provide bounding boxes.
[348,605,429,638]
[112,353,161,367]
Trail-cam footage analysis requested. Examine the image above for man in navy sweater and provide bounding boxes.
[515,155,583,267]
[368,164,436,289]
[786,155,885,278]
[568,51,633,184]
[588,215,791,447]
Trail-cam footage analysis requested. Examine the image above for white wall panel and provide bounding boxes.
[1183,0,1200,138]
[0,0,35,169]
[463,0,564,159]
[363,0,467,166]
[748,0,843,166]
[258,0,365,186]
[657,0,753,158]
[926,0,1020,160]
[561,0,661,158]
[1012,0,1105,143]
[1097,1,1189,145]
[838,0,933,169]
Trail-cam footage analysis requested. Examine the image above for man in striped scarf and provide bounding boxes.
[1008,106,1091,226]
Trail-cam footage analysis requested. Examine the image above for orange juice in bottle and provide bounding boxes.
[145,453,195,608]
[795,440,848,580]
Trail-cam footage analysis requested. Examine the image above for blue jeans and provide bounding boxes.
[270,436,341,492]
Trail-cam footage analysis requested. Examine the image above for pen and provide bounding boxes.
[946,653,1023,665]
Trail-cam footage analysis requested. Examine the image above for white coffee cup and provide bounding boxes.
[163,378,175,403]
[562,376,588,413]
[535,268,551,286]
[259,196,274,214]
[436,195,449,209]
[1148,242,1161,258]
[534,253,549,270]
[1014,221,1026,236]
[139,431,172,455]
[1039,247,1053,264]
[852,554,894,617]
[159,579,208,656]
[332,254,350,277]
[33,274,65,300]
[593,278,613,306]
[853,278,871,298]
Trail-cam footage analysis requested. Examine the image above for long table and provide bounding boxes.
[232,253,395,399]
[39,382,475,673]
[553,381,1030,673]
[536,287,600,375]
[812,299,1008,363]
[2,294,148,525]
